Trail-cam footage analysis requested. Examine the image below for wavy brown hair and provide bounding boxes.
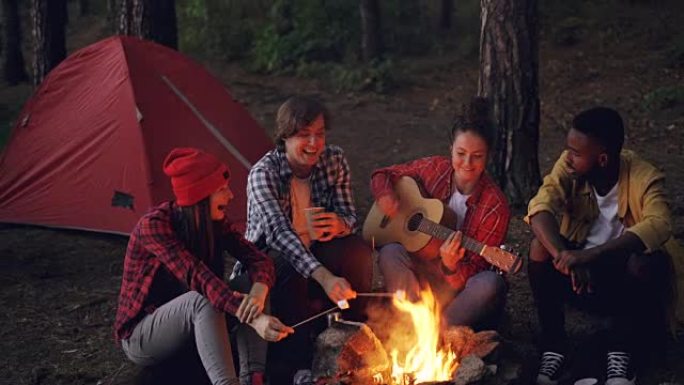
[274,96,331,149]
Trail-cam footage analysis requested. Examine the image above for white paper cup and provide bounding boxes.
[304,206,325,240]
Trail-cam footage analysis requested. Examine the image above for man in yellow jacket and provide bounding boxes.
[525,107,683,385]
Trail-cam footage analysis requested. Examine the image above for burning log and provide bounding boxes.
[442,326,500,360]
[311,319,390,385]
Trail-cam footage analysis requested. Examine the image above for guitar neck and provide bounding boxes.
[416,218,485,255]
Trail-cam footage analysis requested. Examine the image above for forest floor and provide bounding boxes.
[1,4,684,385]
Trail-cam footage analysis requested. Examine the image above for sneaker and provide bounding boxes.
[292,369,312,385]
[605,352,636,385]
[537,351,565,385]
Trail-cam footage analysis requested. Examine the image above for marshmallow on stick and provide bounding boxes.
[336,299,350,309]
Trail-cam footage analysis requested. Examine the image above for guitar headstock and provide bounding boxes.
[480,245,524,274]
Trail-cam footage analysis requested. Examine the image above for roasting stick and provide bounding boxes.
[355,292,396,298]
[291,292,398,328]
[291,306,340,328]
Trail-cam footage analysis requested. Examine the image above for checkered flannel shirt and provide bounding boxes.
[245,145,357,278]
[370,156,510,289]
[113,201,274,341]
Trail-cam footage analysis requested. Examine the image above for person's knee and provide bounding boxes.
[186,291,217,318]
[346,238,373,268]
[378,243,408,268]
[467,272,506,305]
[529,237,552,263]
[627,250,666,282]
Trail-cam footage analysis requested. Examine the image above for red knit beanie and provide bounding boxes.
[162,148,230,206]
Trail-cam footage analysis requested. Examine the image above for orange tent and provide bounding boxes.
[0,36,272,235]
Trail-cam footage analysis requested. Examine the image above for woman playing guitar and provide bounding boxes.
[369,97,511,331]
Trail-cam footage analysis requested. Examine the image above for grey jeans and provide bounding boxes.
[121,291,240,385]
[378,243,507,330]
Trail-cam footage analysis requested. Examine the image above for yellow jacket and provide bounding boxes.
[525,150,684,326]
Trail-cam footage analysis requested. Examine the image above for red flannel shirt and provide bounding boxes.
[113,201,275,341]
[370,156,510,290]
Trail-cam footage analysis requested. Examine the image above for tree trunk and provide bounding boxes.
[360,0,382,62]
[271,0,293,36]
[107,0,117,32]
[118,0,177,50]
[151,0,176,49]
[440,0,453,30]
[2,0,28,84]
[117,0,142,37]
[79,0,89,16]
[478,0,540,207]
[62,0,69,25]
[31,0,67,87]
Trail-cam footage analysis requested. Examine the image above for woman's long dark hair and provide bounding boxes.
[172,198,215,262]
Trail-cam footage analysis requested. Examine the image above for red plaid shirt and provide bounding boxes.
[370,156,510,289]
[113,201,275,341]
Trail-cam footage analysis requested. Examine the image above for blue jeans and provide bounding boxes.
[378,243,507,330]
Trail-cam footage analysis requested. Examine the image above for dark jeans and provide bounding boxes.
[267,234,374,385]
[528,237,671,355]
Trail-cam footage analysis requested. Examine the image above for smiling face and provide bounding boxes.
[284,113,326,176]
[450,130,489,189]
[209,181,234,221]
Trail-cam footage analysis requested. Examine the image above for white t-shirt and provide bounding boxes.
[584,183,625,250]
[447,188,470,230]
[290,176,313,248]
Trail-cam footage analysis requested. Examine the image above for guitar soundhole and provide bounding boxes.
[407,213,423,232]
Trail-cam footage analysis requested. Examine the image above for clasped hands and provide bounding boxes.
[553,248,600,294]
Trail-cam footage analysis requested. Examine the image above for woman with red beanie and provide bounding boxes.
[113,148,293,385]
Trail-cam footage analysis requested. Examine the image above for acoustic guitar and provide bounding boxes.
[362,176,523,274]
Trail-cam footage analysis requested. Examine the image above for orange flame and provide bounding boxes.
[388,288,458,384]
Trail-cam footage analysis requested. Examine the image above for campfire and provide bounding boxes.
[312,287,499,385]
[388,289,458,384]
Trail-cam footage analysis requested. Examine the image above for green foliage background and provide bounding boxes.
[175,0,492,92]
[174,0,683,93]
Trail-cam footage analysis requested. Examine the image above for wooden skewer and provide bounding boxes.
[355,292,396,298]
[291,293,397,328]
[291,306,340,328]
